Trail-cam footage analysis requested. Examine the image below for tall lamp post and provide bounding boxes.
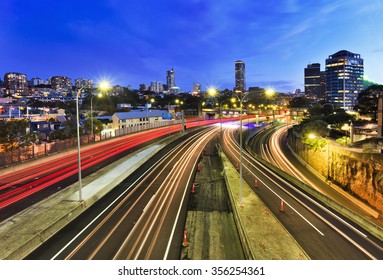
[232,90,249,207]
[167,99,184,130]
[76,86,84,201]
[176,99,185,131]
[90,92,102,140]
[93,81,110,138]
[146,98,155,128]
[231,88,274,206]
[219,99,230,137]
[167,98,181,113]
[77,81,110,201]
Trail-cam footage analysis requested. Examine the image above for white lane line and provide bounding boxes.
[224,128,324,235]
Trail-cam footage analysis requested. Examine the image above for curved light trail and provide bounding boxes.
[222,124,383,259]
[46,126,220,260]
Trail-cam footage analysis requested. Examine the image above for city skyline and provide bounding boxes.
[1,0,383,93]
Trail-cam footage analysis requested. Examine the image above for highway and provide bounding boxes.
[0,125,183,220]
[0,119,225,220]
[26,126,219,260]
[221,123,383,259]
[248,124,382,222]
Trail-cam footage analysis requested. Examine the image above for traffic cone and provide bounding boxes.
[254,178,258,188]
[197,163,201,172]
[279,199,285,212]
[236,162,239,171]
[182,230,188,247]
[191,184,195,193]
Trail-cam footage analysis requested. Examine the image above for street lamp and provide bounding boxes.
[92,81,111,139]
[206,87,223,129]
[230,88,274,206]
[175,99,185,131]
[231,90,251,207]
[167,99,184,130]
[90,92,102,140]
[208,87,218,97]
[76,86,84,201]
[167,99,179,112]
[146,98,155,128]
[219,99,230,137]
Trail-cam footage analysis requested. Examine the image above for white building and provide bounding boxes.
[112,110,168,129]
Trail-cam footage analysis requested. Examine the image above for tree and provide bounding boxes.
[354,84,383,121]
[83,118,104,135]
[50,119,78,140]
[301,120,329,149]
[0,119,38,151]
[308,103,334,116]
[289,96,312,108]
[323,111,354,132]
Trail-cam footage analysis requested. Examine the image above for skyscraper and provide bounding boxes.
[192,83,201,96]
[325,50,364,110]
[149,81,163,93]
[304,63,322,99]
[234,60,246,94]
[166,68,175,90]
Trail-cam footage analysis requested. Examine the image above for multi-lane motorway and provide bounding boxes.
[248,124,382,219]
[2,118,383,260]
[222,123,383,259]
[0,125,184,220]
[26,126,219,260]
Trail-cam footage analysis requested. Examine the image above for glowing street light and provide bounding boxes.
[91,81,110,140]
[308,133,316,139]
[168,99,184,131]
[208,87,218,96]
[219,99,231,137]
[146,98,155,128]
[265,88,275,97]
[231,91,251,207]
[230,88,275,206]
[90,92,103,139]
[176,99,185,131]
[99,81,111,91]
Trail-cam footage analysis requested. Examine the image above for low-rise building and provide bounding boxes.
[112,110,167,129]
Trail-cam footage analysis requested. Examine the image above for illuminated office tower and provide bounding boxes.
[325,50,364,110]
[234,60,246,94]
[304,63,322,99]
[166,68,175,89]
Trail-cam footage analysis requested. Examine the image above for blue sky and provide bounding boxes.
[1,0,382,93]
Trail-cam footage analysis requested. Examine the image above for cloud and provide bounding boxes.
[283,0,300,13]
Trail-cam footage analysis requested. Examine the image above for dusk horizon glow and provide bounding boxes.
[1,0,383,93]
